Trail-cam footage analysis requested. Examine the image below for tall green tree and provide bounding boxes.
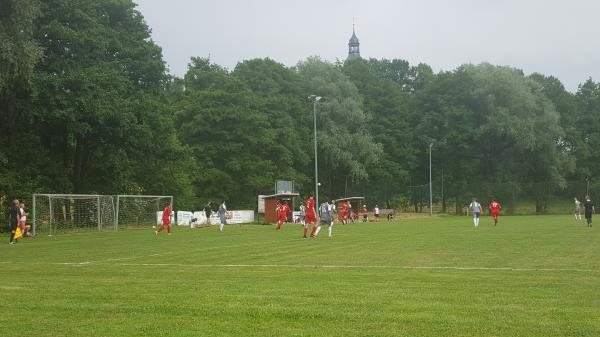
[176,58,308,207]
[342,58,420,206]
[0,0,43,200]
[31,0,195,204]
[414,64,572,213]
[297,57,383,199]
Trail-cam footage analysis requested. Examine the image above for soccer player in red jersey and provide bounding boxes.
[488,199,502,226]
[305,194,317,238]
[362,205,368,222]
[156,202,173,235]
[339,202,348,224]
[276,201,289,230]
[275,201,281,228]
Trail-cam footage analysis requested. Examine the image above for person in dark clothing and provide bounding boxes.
[584,196,595,228]
[203,202,213,226]
[9,199,20,244]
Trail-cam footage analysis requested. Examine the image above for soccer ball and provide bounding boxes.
[152,225,156,229]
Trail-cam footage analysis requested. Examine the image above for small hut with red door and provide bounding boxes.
[335,197,365,222]
[262,193,299,224]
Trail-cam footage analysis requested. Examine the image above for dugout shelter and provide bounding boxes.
[262,193,299,224]
[335,197,365,221]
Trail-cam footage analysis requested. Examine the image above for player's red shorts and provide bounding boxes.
[491,212,499,218]
[162,219,171,226]
[305,211,317,224]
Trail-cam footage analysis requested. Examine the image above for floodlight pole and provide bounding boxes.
[309,95,322,210]
[586,176,590,197]
[429,142,433,216]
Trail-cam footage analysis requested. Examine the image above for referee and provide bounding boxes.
[9,199,20,244]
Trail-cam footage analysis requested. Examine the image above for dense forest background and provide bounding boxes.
[2,0,600,214]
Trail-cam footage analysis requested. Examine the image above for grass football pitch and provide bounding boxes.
[1,215,599,337]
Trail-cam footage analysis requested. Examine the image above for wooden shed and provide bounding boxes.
[263,193,299,224]
[335,197,365,221]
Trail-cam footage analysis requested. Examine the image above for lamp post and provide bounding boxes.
[429,142,433,216]
[586,176,590,197]
[309,95,323,209]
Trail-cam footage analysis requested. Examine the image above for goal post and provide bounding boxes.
[114,195,173,231]
[32,194,173,235]
[32,194,116,235]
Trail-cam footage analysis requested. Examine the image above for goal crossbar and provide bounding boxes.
[32,194,173,235]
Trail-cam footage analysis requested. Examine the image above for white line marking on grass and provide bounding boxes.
[53,253,163,266]
[86,262,599,273]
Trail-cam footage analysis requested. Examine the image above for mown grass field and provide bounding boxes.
[1,215,599,337]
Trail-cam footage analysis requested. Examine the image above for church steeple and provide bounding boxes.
[347,23,361,60]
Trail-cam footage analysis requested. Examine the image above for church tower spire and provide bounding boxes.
[347,22,361,60]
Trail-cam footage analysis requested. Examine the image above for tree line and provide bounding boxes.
[2,0,600,214]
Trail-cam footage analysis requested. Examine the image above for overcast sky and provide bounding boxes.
[134,0,599,92]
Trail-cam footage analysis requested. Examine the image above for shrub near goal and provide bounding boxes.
[32,194,173,235]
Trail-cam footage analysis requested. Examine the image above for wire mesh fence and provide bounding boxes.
[386,180,600,215]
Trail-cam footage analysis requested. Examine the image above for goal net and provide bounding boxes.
[32,194,116,235]
[33,194,173,235]
[115,195,173,230]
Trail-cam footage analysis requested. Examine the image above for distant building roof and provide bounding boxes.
[335,197,365,202]
[262,193,300,199]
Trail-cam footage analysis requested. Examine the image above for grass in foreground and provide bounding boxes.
[0,215,599,337]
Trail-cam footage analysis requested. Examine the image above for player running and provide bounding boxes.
[305,194,317,238]
[328,199,336,237]
[155,202,173,235]
[488,199,502,226]
[469,198,482,227]
[276,201,290,230]
[9,199,20,244]
[584,196,594,228]
[312,200,331,238]
[574,197,582,221]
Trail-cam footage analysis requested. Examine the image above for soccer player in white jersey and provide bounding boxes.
[299,202,306,226]
[313,201,331,238]
[574,197,582,220]
[218,200,228,232]
[469,198,482,227]
[328,199,336,238]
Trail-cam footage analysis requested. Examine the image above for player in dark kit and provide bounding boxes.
[584,196,595,228]
[9,199,21,244]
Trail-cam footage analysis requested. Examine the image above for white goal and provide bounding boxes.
[115,195,173,230]
[32,194,172,235]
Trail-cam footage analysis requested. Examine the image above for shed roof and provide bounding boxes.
[335,197,365,202]
[263,193,300,199]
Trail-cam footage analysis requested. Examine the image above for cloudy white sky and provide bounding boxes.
[134,0,599,91]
